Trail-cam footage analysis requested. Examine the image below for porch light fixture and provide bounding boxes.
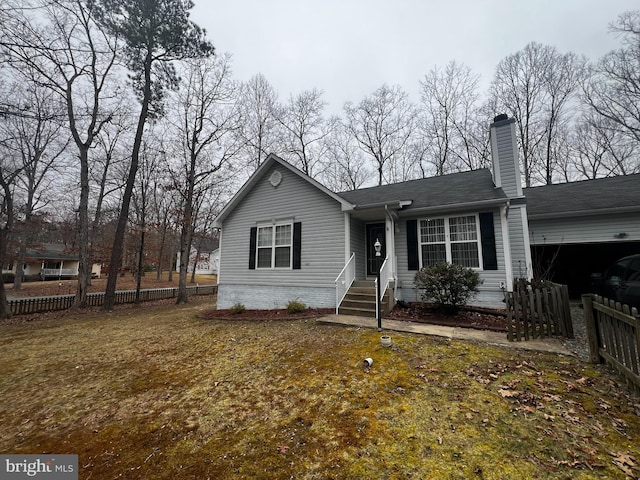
[374,238,382,331]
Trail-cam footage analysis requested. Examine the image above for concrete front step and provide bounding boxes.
[338,306,377,317]
[338,282,394,317]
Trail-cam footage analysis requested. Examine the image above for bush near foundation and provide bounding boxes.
[414,262,481,314]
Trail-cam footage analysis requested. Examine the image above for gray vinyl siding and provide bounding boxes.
[529,212,640,246]
[219,164,345,290]
[350,217,366,280]
[395,209,508,308]
[508,205,530,278]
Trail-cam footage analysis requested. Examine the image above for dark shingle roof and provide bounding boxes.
[338,169,507,211]
[524,173,640,218]
[25,244,77,261]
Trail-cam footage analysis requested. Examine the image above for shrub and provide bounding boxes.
[2,273,15,284]
[229,303,246,314]
[414,262,481,314]
[286,299,306,314]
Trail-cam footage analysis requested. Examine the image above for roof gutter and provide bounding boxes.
[351,199,413,211]
[398,198,508,217]
[528,204,640,220]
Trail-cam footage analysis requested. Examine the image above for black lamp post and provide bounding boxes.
[374,238,382,331]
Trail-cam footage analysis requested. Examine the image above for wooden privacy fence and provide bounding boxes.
[8,285,217,316]
[582,294,640,394]
[506,279,573,341]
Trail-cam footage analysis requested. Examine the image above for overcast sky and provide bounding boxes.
[193,0,638,114]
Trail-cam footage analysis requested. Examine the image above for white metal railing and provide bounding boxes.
[41,268,78,277]
[335,253,356,314]
[378,256,392,300]
[375,256,392,320]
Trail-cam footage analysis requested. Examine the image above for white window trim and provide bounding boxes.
[418,213,484,270]
[256,221,293,270]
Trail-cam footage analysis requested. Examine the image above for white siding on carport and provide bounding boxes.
[529,212,640,246]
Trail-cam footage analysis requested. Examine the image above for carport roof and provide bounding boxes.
[525,173,640,219]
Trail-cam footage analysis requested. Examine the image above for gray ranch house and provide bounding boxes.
[214,115,531,313]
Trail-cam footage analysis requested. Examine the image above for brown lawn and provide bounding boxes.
[1,299,640,479]
[4,273,217,298]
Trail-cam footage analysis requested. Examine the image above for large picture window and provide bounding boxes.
[419,215,481,268]
[256,223,292,269]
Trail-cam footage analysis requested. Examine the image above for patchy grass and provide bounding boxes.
[5,272,217,298]
[1,298,640,479]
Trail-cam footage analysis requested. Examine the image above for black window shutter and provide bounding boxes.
[407,219,419,271]
[479,212,498,270]
[293,222,302,269]
[249,227,257,270]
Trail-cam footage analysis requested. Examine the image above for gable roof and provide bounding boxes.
[214,154,353,226]
[25,244,77,261]
[524,173,640,219]
[339,169,508,215]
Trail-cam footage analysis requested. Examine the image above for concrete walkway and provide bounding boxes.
[317,314,572,356]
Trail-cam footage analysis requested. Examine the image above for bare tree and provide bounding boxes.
[277,88,331,177]
[1,0,120,307]
[93,0,214,310]
[491,42,585,185]
[235,73,281,173]
[6,84,69,289]
[321,118,371,191]
[539,51,587,183]
[149,148,179,281]
[0,80,35,317]
[131,134,161,302]
[168,55,240,304]
[344,84,416,186]
[418,61,487,175]
[571,111,639,178]
[584,11,640,155]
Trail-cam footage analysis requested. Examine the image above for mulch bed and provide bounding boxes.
[387,302,509,332]
[201,303,509,332]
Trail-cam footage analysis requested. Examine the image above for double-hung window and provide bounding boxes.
[257,223,292,269]
[419,215,481,269]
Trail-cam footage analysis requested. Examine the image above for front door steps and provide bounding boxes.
[338,280,394,318]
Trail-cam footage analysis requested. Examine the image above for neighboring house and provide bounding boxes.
[525,175,640,296]
[176,247,220,275]
[214,115,531,312]
[2,245,102,279]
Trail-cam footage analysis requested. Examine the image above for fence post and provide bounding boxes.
[561,285,574,339]
[582,294,601,364]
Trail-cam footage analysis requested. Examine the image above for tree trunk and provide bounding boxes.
[189,246,198,284]
[176,223,192,304]
[75,146,91,307]
[13,243,26,290]
[0,230,12,319]
[102,52,152,310]
[135,227,145,303]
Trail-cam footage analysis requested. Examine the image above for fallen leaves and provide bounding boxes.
[611,451,639,477]
[498,389,519,398]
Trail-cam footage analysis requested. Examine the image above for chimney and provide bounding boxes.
[490,114,523,198]
[489,114,532,282]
